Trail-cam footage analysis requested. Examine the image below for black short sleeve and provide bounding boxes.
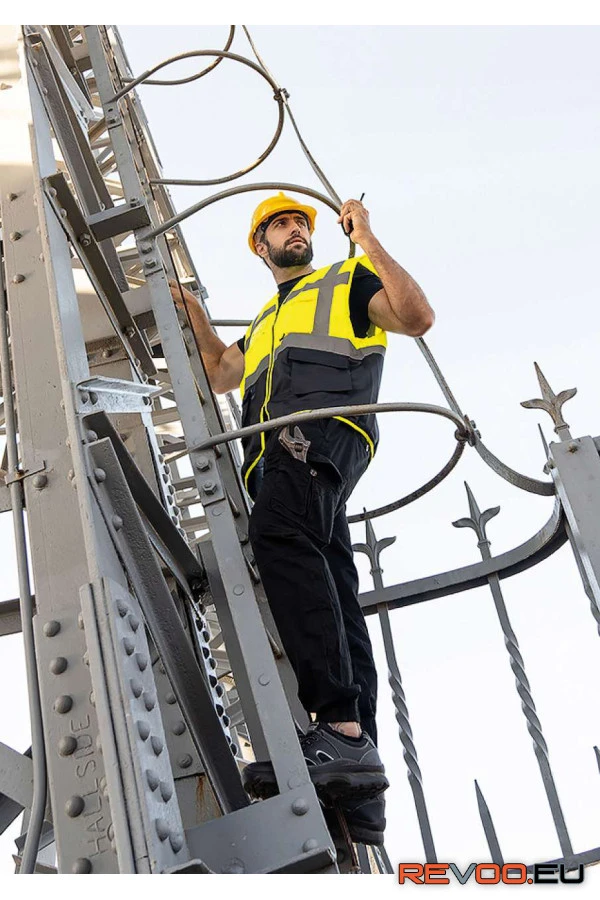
[349,262,383,338]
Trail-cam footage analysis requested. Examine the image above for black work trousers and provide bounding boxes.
[248,418,378,744]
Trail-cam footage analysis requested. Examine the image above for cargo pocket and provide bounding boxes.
[289,347,352,396]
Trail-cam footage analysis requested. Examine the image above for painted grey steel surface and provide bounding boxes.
[2,23,600,876]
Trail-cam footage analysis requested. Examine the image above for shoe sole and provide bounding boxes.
[243,762,388,802]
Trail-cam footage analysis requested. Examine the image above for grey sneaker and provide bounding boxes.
[242,723,389,801]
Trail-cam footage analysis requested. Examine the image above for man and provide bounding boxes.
[169,194,434,844]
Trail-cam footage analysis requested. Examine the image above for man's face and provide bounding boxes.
[256,212,313,268]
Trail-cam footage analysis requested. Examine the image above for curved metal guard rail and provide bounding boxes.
[347,440,466,523]
[167,401,470,460]
[110,49,285,187]
[144,181,344,241]
[122,27,236,86]
[359,497,566,615]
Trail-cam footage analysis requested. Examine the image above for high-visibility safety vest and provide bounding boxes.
[240,255,387,498]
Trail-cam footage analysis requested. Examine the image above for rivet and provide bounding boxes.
[165,691,176,705]
[112,515,123,531]
[127,613,140,632]
[80,391,90,403]
[258,674,270,686]
[143,691,156,711]
[160,781,173,802]
[178,753,192,769]
[169,832,184,853]
[50,656,68,675]
[292,798,309,816]
[66,795,85,817]
[107,822,114,840]
[68,469,76,481]
[54,694,73,714]
[146,770,160,792]
[303,839,318,852]
[12,274,25,284]
[78,233,92,247]
[135,652,148,671]
[43,620,61,637]
[101,348,112,359]
[78,612,85,630]
[123,637,135,656]
[172,720,186,736]
[72,857,92,874]
[233,585,244,596]
[90,691,95,706]
[116,599,129,617]
[8,192,18,201]
[9,231,22,241]
[158,662,166,674]
[137,720,150,741]
[130,678,143,698]
[58,735,77,757]
[33,473,48,489]
[155,818,170,841]
[86,430,98,442]
[82,651,89,667]
[568,441,579,453]
[151,736,164,756]
[547,459,556,470]
[93,468,106,483]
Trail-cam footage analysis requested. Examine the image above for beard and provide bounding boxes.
[265,237,314,269]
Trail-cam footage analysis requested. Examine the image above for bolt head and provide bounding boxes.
[196,457,210,471]
[50,656,68,675]
[203,480,216,495]
[33,473,48,489]
[12,274,25,284]
[58,735,78,757]
[43,620,61,637]
[78,233,92,247]
[292,798,309,816]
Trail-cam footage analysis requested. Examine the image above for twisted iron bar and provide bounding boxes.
[353,517,437,862]
[454,483,573,858]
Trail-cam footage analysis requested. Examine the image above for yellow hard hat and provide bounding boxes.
[248,192,317,254]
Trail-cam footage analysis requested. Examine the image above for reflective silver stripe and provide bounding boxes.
[245,302,278,350]
[281,262,351,335]
[273,333,385,361]
[243,354,271,392]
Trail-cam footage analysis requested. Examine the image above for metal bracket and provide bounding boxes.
[87,202,151,241]
[76,376,160,414]
[4,460,47,487]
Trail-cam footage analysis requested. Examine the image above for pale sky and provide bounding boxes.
[1,23,600,890]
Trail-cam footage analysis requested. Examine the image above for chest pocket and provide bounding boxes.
[289,347,352,395]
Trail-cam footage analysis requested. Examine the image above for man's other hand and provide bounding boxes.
[168,278,196,310]
[337,198,373,245]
